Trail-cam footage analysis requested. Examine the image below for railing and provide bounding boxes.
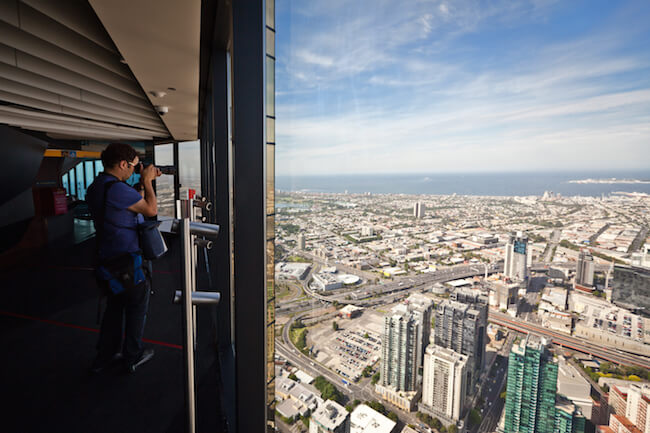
[169,197,220,433]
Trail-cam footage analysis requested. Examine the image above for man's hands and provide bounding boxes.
[140,164,162,183]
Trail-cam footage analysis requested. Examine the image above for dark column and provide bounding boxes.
[231,0,267,431]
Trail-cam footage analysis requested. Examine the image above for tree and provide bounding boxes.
[313,376,344,403]
[448,425,458,433]
[469,409,482,427]
[387,412,398,422]
[332,321,339,331]
[365,400,387,415]
[371,372,380,385]
[288,373,298,381]
[363,332,370,339]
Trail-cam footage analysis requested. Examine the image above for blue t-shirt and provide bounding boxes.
[87,173,145,260]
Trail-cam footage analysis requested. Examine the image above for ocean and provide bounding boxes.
[275,171,650,197]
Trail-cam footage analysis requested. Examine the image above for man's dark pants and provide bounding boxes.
[96,279,151,365]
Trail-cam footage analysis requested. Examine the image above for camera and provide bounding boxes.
[134,164,176,175]
[154,105,169,116]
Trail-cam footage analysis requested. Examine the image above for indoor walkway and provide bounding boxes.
[0,234,225,433]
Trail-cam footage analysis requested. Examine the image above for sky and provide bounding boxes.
[275,0,650,176]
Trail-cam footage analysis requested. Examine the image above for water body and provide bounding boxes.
[276,171,650,197]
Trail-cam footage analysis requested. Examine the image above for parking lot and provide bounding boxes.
[306,308,385,381]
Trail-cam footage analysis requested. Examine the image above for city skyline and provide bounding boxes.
[276,0,650,176]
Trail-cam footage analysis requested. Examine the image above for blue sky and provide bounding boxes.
[275,0,650,176]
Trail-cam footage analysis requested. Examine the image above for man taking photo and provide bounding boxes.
[86,142,161,374]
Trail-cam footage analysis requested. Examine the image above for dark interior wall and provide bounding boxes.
[0,126,48,228]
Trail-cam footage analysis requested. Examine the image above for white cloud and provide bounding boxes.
[276,0,650,175]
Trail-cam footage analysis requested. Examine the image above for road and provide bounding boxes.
[489,312,650,369]
[542,229,562,262]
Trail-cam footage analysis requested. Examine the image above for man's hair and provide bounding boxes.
[101,143,138,168]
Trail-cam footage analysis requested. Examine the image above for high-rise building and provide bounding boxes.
[625,384,650,433]
[413,202,425,218]
[419,344,468,422]
[380,304,421,391]
[504,335,559,433]
[310,400,350,433]
[504,231,529,281]
[298,233,306,250]
[434,299,487,390]
[376,298,432,411]
[405,293,434,367]
[555,398,587,433]
[576,250,595,288]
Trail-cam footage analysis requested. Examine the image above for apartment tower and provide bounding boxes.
[504,335,559,433]
[420,345,468,422]
[504,231,529,281]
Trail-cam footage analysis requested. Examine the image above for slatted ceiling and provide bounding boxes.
[22,0,118,53]
[0,44,15,65]
[0,89,165,135]
[0,110,159,140]
[0,68,163,128]
[0,106,159,139]
[0,62,81,100]
[0,1,170,141]
[0,74,161,128]
[13,50,151,108]
[18,3,131,79]
[0,1,19,27]
[0,22,143,97]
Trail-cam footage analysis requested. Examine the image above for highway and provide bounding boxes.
[489,311,650,369]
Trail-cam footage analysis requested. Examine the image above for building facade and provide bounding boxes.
[504,336,559,433]
[380,305,420,392]
[433,299,487,390]
[576,250,595,288]
[504,231,529,281]
[310,401,350,433]
[419,344,468,423]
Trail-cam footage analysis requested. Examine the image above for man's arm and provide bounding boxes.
[128,165,160,217]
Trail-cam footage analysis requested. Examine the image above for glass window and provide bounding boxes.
[85,161,94,188]
[94,160,103,176]
[154,143,175,218]
[266,28,275,58]
[179,140,201,199]
[266,117,275,144]
[69,168,76,197]
[266,0,274,29]
[76,164,85,200]
[266,57,274,117]
[62,173,69,195]
[266,144,275,216]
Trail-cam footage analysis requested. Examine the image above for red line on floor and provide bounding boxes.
[0,310,183,350]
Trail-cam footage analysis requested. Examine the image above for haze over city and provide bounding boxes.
[276,0,650,176]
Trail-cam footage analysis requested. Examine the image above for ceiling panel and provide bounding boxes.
[0,0,171,141]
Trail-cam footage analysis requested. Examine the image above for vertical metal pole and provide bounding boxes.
[181,217,196,433]
[173,141,180,218]
[191,201,198,351]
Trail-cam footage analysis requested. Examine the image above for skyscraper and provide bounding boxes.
[504,335,559,433]
[419,344,468,423]
[380,304,421,391]
[298,233,306,250]
[413,202,425,218]
[376,298,432,411]
[575,250,595,288]
[434,299,487,390]
[406,293,434,367]
[504,231,529,281]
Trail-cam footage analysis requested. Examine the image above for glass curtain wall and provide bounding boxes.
[265,0,276,425]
